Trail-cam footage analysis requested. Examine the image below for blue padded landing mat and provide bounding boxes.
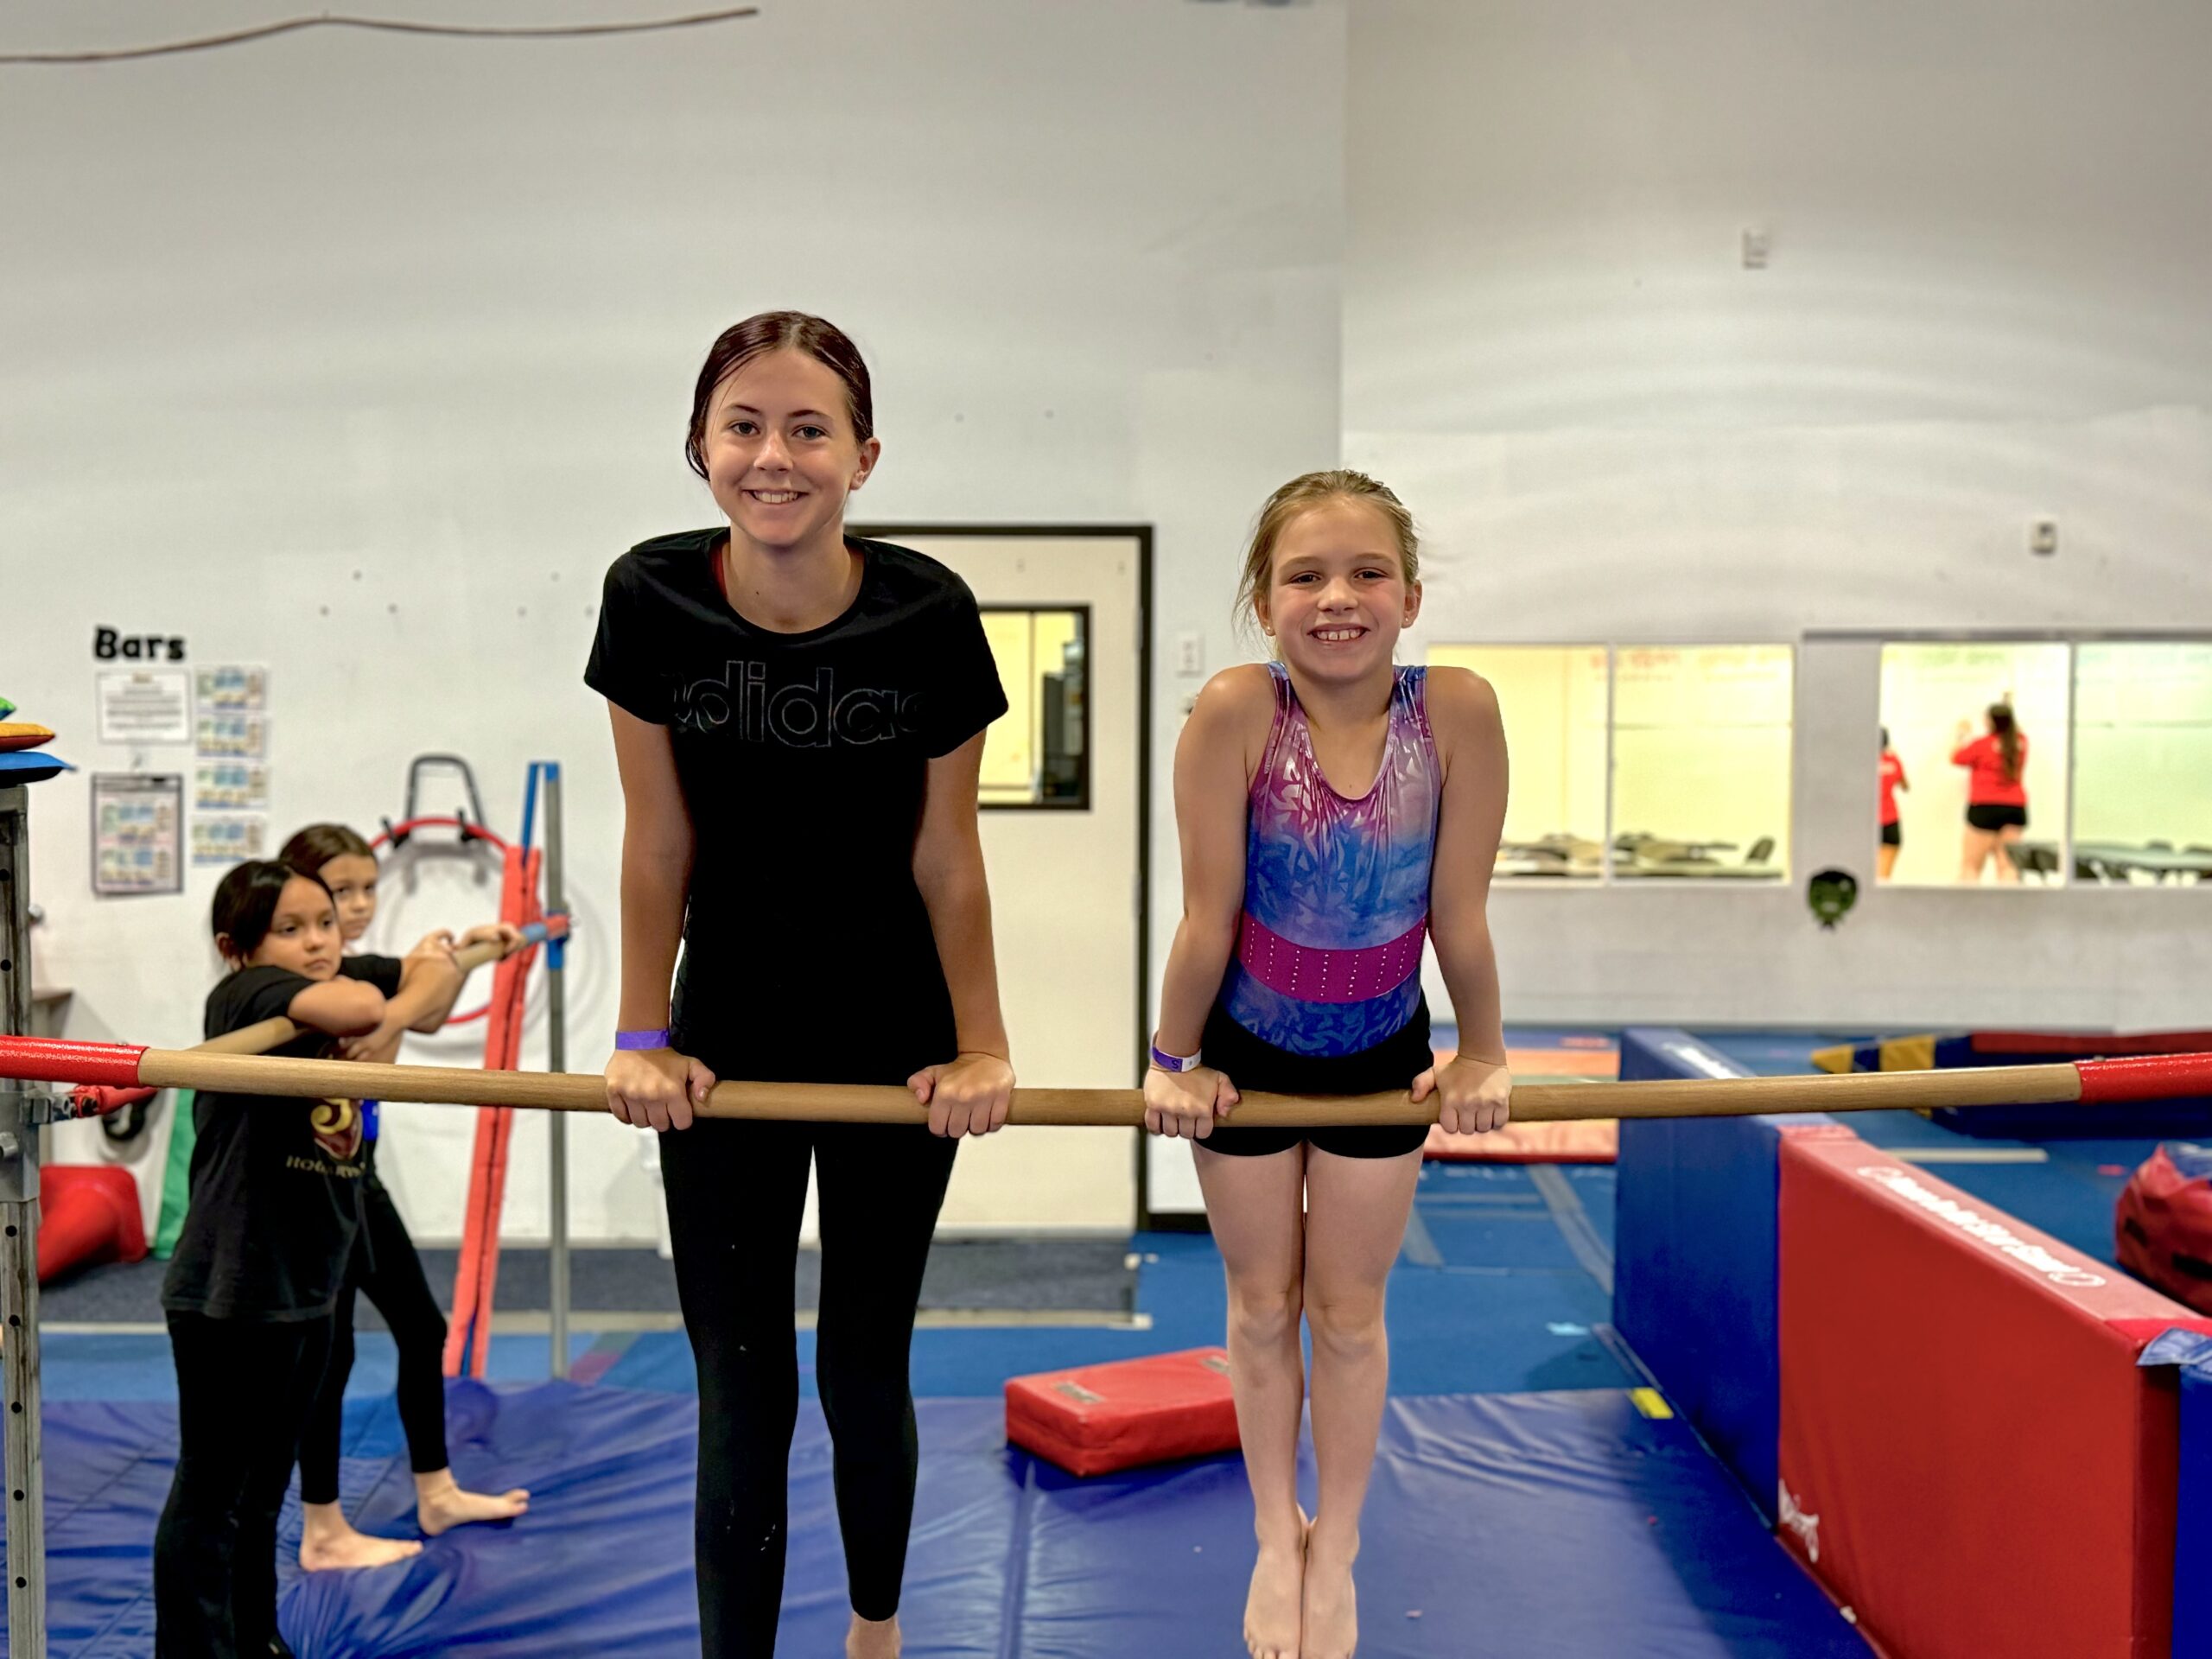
[9,1382,1866,1657]
[1613,1030,1839,1523]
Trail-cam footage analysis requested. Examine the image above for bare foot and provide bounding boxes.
[1244,1509,1306,1659]
[846,1611,900,1659]
[1301,1518,1359,1659]
[297,1508,423,1573]
[415,1472,531,1538]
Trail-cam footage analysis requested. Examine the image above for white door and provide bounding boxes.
[864,526,1147,1232]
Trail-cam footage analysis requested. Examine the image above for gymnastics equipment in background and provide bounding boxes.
[1618,1027,2212,1659]
[1814,1027,2212,1138]
[2117,1142,2212,1317]
[35,1164,145,1281]
[1004,1348,1239,1477]
[1423,1037,1622,1163]
[19,1042,2212,1128]
[1612,1030,1829,1522]
[2139,1327,2212,1652]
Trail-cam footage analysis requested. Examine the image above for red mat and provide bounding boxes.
[1424,1043,1619,1163]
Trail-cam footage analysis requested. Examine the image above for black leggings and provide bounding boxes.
[661,1116,957,1655]
[156,1312,332,1658]
[298,1168,452,1505]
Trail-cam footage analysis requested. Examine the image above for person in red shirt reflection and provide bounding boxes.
[1878,727,1909,880]
[1951,702,2027,884]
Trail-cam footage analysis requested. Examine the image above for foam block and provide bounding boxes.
[2117,1144,2212,1317]
[1005,1347,1238,1477]
[1611,1028,1842,1521]
[1777,1135,2212,1659]
[38,1164,148,1281]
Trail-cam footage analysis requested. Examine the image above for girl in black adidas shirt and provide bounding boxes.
[156,861,385,1659]
[588,312,1014,1659]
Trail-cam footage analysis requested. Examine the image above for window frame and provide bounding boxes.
[976,601,1095,813]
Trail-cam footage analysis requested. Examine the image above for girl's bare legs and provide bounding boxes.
[1958,826,1996,884]
[1194,1143,1310,1659]
[1300,1147,1423,1659]
[1993,824,2024,884]
[1877,842,1900,881]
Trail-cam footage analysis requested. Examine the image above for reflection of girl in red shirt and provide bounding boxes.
[1877,727,1908,880]
[1951,702,2026,883]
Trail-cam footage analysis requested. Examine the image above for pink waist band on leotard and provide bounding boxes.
[1234,912,1428,1005]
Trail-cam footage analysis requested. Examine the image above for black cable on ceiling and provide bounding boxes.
[0,6,760,67]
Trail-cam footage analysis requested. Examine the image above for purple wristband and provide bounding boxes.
[615,1027,671,1052]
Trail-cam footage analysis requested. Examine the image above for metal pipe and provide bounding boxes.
[1,783,49,1658]
[543,765,570,1380]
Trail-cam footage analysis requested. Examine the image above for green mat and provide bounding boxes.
[151,1090,196,1259]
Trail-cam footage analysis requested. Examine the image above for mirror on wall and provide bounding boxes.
[2072,642,2212,885]
[1877,641,2069,886]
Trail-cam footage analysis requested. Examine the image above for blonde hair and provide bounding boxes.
[1235,469,1421,626]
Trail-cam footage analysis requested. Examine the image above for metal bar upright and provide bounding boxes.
[0,783,49,1656]
[543,766,570,1379]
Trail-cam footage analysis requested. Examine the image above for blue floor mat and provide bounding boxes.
[7,1382,1866,1659]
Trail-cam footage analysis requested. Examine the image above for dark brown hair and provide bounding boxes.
[212,861,331,965]
[1989,702,2022,783]
[684,311,874,480]
[279,823,373,879]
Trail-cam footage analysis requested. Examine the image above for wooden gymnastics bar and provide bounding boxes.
[8,1038,2209,1127]
[196,925,557,1058]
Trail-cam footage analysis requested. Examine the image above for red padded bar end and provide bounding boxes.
[2075,1052,2212,1105]
[0,1035,148,1087]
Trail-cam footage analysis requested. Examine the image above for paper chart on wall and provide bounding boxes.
[194,760,270,813]
[190,815,266,868]
[194,664,268,714]
[195,711,267,760]
[91,772,183,896]
[95,669,192,745]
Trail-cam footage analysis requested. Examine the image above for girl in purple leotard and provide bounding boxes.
[1145,470,1515,1659]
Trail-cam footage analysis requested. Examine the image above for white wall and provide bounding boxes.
[1349,0,2212,1029]
[1,0,1345,1241]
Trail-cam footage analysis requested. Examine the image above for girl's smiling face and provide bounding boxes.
[1255,498,1421,683]
[700,348,879,554]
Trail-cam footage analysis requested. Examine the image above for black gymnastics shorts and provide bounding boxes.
[1192,997,1434,1160]
[1880,822,1902,848]
[1966,804,2028,832]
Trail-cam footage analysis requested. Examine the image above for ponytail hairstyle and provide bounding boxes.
[278,823,373,881]
[1236,469,1421,639]
[1988,702,2022,783]
[685,311,874,480]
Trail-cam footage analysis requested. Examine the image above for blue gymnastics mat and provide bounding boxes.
[6,1379,1865,1658]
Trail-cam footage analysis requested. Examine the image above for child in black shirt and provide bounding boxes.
[156,861,385,1658]
[278,821,529,1571]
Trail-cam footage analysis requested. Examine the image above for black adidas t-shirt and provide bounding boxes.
[585,531,1007,1082]
[162,963,378,1321]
